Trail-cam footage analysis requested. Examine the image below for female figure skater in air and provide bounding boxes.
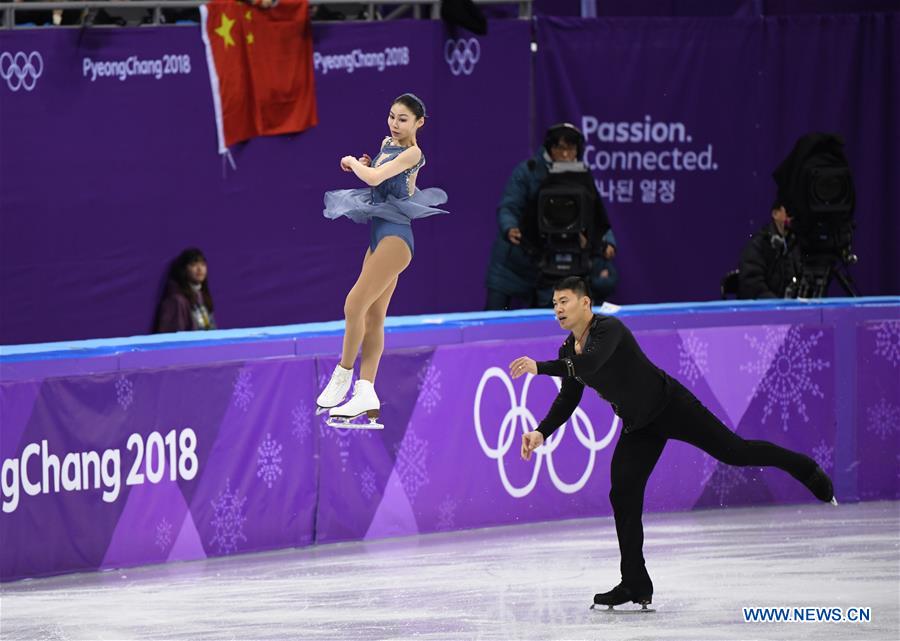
[316,93,448,428]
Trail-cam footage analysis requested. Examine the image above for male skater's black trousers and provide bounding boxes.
[610,380,817,591]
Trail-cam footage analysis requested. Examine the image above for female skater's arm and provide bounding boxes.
[341,146,422,186]
[343,137,389,172]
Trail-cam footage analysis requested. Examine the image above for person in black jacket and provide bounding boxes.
[737,200,802,299]
[509,276,836,609]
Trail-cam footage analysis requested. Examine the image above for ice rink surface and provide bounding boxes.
[2,501,898,641]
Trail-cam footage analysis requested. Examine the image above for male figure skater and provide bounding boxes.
[509,276,835,609]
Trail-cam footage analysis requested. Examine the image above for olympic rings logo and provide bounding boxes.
[0,51,43,92]
[444,38,480,76]
[474,367,619,498]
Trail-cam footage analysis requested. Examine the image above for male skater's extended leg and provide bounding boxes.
[595,426,667,607]
[662,382,835,502]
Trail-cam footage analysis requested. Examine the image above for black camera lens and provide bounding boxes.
[809,168,851,206]
[543,196,580,228]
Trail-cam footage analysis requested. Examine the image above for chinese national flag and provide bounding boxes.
[200,0,317,152]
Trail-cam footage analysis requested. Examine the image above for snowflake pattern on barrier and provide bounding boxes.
[741,326,829,431]
[319,422,366,473]
[357,466,377,500]
[866,397,900,441]
[209,478,247,555]
[115,376,134,411]
[291,402,312,443]
[811,439,834,473]
[257,434,283,489]
[436,495,458,529]
[871,320,900,367]
[417,362,443,413]
[677,332,709,387]
[394,430,430,504]
[232,369,255,412]
[700,454,748,505]
[154,517,173,552]
[740,325,790,391]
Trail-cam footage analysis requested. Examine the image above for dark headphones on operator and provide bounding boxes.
[543,123,586,159]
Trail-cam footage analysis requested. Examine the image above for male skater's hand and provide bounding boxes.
[521,431,544,461]
[509,356,537,379]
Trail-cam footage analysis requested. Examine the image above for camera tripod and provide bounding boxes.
[789,251,859,298]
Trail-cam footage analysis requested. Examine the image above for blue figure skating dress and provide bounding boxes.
[323,141,448,256]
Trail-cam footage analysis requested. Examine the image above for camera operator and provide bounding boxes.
[769,132,858,298]
[737,199,802,299]
[485,123,617,310]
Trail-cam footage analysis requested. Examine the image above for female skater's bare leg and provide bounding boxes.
[339,237,410,373]
[359,274,399,382]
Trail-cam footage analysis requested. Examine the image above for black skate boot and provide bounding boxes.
[591,582,654,612]
[804,465,838,505]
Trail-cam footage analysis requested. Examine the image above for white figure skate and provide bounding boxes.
[316,364,353,415]
[326,379,383,429]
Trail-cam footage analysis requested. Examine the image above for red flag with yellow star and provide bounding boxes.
[200,0,317,152]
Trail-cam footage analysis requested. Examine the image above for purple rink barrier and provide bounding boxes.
[1,298,898,581]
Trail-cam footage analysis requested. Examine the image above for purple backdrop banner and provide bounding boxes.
[3,15,896,346]
[535,13,899,305]
[0,21,531,344]
[2,305,897,581]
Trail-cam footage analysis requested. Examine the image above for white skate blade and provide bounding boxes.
[325,417,384,430]
[590,603,656,614]
[830,497,839,506]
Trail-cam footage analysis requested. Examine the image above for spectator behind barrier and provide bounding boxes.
[154,248,217,333]
[7,0,83,26]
